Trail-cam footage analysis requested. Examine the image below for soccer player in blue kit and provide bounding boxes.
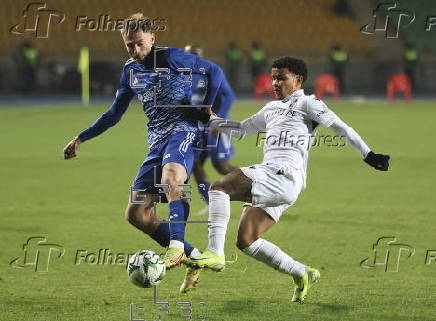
[184,45,237,215]
[63,13,222,289]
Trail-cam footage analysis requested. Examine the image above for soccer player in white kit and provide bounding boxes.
[188,57,390,303]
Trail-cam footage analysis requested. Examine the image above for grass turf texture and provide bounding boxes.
[1,101,435,321]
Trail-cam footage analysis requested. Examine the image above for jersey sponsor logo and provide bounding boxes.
[265,108,296,121]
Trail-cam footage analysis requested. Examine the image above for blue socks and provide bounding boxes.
[150,221,194,257]
[198,182,211,204]
[168,199,189,243]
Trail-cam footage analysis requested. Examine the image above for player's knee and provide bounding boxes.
[161,176,183,198]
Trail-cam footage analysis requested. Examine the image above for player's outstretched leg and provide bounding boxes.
[187,169,252,271]
[161,162,191,269]
[236,206,320,303]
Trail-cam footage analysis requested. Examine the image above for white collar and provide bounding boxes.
[281,89,304,103]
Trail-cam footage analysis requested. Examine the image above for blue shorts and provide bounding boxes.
[196,129,235,163]
[132,131,200,195]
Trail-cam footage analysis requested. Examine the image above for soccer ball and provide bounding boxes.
[127,250,166,288]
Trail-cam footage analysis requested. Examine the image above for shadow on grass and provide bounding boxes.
[219,299,259,314]
[312,302,352,314]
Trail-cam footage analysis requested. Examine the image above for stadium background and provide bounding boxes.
[1,0,436,95]
[1,1,436,321]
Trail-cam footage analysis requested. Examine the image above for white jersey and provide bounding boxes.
[240,89,370,188]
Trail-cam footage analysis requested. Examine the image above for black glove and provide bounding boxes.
[364,151,390,171]
[175,107,211,123]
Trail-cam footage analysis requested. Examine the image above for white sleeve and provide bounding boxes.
[305,96,370,158]
[328,118,371,158]
[240,107,267,136]
[305,95,337,127]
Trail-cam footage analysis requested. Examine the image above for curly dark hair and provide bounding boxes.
[271,57,307,82]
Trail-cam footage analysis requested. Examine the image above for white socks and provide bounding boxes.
[242,238,306,277]
[206,190,231,256]
[169,240,184,248]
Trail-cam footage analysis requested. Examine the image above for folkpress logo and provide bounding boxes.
[10,236,65,272]
[361,2,415,38]
[360,236,415,272]
[10,2,65,38]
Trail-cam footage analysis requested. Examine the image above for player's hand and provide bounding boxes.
[364,151,390,171]
[207,117,245,139]
[201,106,215,116]
[63,137,82,159]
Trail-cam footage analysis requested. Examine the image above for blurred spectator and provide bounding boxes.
[90,62,119,94]
[329,45,348,93]
[225,42,242,91]
[403,43,418,90]
[13,42,40,91]
[249,41,267,82]
[332,0,354,18]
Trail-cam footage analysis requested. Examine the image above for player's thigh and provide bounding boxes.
[211,168,252,202]
[236,206,276,249]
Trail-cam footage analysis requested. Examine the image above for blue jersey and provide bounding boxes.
[191,69,234,119]
[78,47,224,148]
[191,73,208,105]
[213,77,234,118]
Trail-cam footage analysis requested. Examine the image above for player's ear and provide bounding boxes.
[150,32,155,44]
[296,74,303,85]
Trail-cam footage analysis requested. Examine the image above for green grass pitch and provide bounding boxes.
[1,100,435,321]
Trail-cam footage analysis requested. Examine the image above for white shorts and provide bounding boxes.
[240,163,304,222]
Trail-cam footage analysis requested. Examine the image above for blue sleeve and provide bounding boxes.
[167,47,224,106]
[78,68,135,142]
[213,77,235,118]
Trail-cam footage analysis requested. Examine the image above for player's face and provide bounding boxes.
[122,30,155,62]
[271,68,303,100]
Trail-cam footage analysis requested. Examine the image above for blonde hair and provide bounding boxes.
[121,12,152,36]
